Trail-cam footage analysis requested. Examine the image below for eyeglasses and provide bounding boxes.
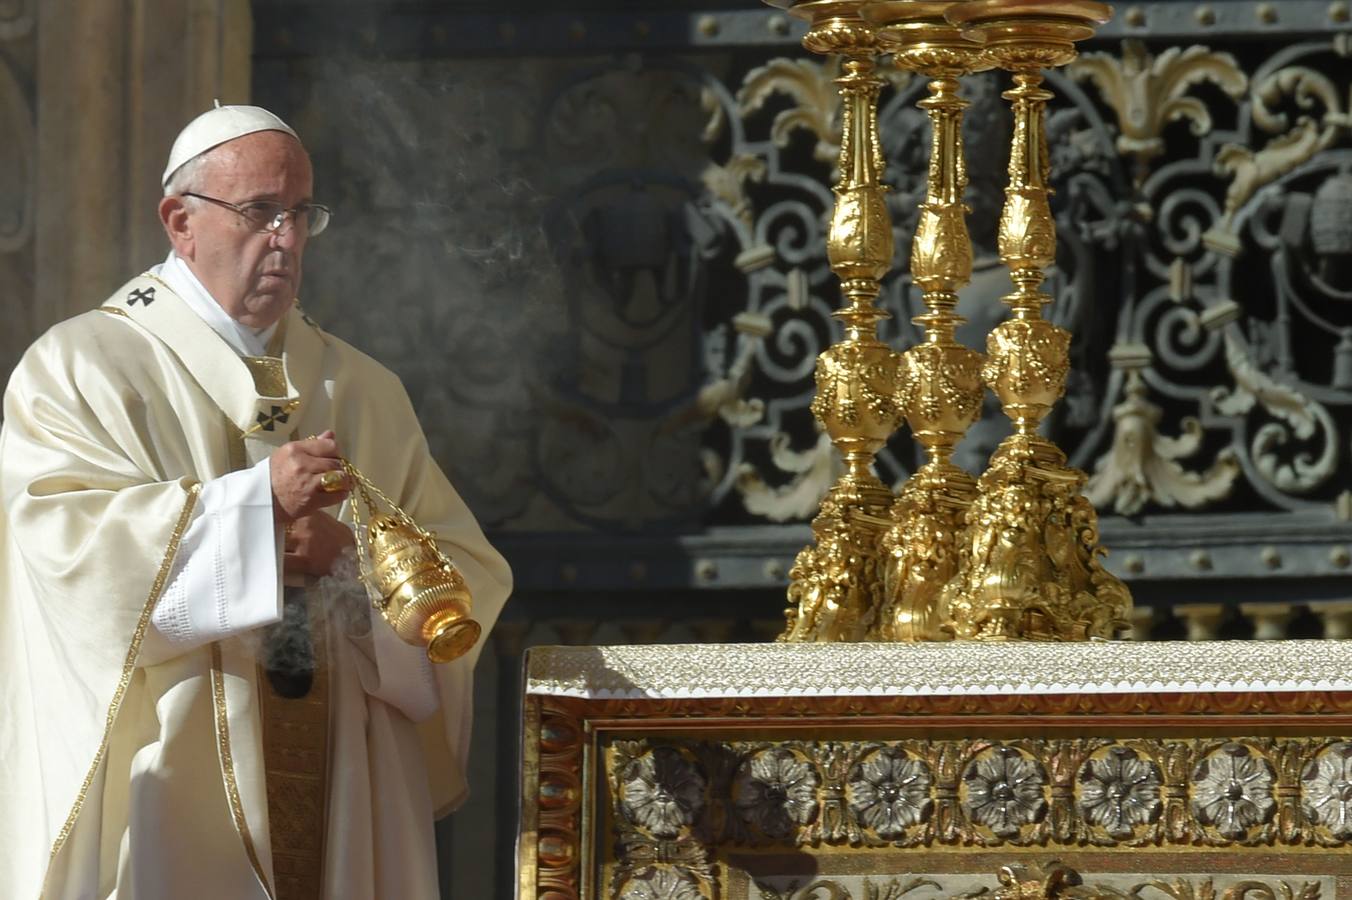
[182,192,332,237]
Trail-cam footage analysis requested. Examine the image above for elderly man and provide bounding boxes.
[0,105,511,899]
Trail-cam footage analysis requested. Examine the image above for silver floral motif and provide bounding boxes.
[618,866,706,900]
[962,746,1047,837]
[1076,745,1162,838]
[847,747,933,838]
[1302,741,1352,839]
[1191,743,1275,839]
[619,746,707,839]
[733,747,820,838]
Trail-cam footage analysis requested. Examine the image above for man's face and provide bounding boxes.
[168,130,315,330]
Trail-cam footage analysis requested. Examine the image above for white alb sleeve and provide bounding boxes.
[139,456,283,666]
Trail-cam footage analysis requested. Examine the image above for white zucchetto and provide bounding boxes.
[161,101,300,188]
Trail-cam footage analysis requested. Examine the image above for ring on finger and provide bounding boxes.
[320,470,346,493]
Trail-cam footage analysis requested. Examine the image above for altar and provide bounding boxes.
[520,640,1352,897]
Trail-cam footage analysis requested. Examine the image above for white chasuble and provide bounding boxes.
[0,275,512,900]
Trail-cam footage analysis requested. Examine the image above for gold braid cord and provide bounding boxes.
[779,1,902,643]
[772,0,1132,644]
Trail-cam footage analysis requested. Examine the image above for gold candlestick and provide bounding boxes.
[771,1,904,643]
[937,0,1131,641]
[865,1,988,642]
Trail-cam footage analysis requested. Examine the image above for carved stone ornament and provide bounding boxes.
[1302,741,1352,841]
[619,746,708,839]
[847,746,934,838]
[1075,745,1161,839]
[752,871,1329,900]
[522,642,1352,899]
[733,746,822,839]
[587,733,1352,900]
[600,734,1352,853]
[1189,743,1277,840]
[961,745,1048,838]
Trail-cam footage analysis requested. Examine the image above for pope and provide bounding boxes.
[0,104,512,899]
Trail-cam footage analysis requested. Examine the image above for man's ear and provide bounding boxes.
[159,195,194,258]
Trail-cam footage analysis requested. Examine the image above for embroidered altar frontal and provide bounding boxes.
[519,641,1352,898]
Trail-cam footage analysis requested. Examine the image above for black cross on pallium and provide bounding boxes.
[255,405,291,432]
[127,286,156,306]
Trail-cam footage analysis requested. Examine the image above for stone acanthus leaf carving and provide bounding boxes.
[1070,41,1246,184]
[1212,330,1317,436]
[754,873,1325,900]
[737,431,840,522]
[703,153,769,230]
[1209,65,1346,248]
[756,879,853,900]
[1250,65,1345,135]
[1211,329,1338,495]
[761,876,943,900]
[618,866,707,900]
[1086,352,1239,515]
[1139,879,1322,900]
[1212,120,1331,243]
[738,57,843,167]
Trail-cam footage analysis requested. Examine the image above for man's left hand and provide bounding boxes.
[284,511,356,577]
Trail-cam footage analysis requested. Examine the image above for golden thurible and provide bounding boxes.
[344,459,482,663]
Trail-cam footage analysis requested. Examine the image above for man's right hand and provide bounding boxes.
[270,430,350,523]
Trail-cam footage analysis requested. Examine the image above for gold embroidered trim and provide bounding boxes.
[97,306,130,318]
[141,271,173,294]
[42,481,202,893]
[211,643,276,900]
[242,356,288,398]
[260,593,331,900]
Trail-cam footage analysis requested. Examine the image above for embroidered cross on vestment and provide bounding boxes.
[255,405,292,432]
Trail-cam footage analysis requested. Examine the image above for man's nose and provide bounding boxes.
[270,217,302,248]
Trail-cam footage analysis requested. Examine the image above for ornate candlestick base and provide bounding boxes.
[877,453,976,641]
[783,469,894,641]
[940,432,1129,640]
[937,0,1131,642]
